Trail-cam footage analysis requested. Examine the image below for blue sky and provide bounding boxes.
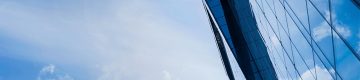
[0,0,230,80]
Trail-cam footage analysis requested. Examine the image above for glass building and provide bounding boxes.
[203,0,277,80]
[204,0,360,80]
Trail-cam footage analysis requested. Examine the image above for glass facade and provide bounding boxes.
[205,0,360,79]
[249,0,360,79]
[354,0,360,9]
[203,0,278,80]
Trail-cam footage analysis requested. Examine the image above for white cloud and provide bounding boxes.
[37,64,74,80]
[300,66,332,80]
[313,22,351,41]
[40,64,56,74]
[335,26,352,38]
[313,11,351,42]
[313,22,330,41]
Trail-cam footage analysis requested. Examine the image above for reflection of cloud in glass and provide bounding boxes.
[313,11,351,42]
[313,21,351,42]
[300,66,332,80]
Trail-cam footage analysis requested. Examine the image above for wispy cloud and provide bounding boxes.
[313,11,351,42]
[300,66,332,80]
[313,21,351,41]
[37,64,74,80]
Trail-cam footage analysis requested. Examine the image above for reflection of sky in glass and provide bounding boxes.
[251,0,360,79]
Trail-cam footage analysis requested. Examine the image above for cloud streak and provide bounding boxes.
[37,64,74,80]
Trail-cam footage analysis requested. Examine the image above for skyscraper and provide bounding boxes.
[203,0,277,80]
